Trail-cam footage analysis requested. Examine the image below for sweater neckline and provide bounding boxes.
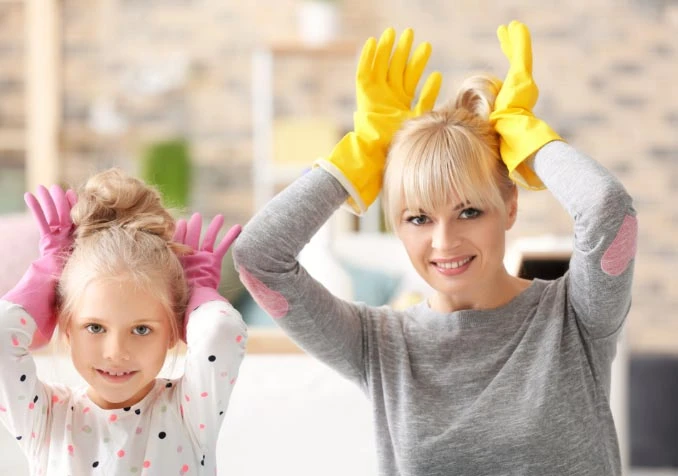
[409,278,548,330]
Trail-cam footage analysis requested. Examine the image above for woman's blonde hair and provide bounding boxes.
[382,75,515,231]
[57,168,189,346]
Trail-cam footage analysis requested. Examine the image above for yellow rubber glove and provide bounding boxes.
[489,21,562,190]
[316,28,442,214]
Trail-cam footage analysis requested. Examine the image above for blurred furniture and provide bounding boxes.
[251,40,356,210]
[630,353,678,468]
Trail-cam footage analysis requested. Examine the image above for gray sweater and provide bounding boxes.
[232,141,637,476]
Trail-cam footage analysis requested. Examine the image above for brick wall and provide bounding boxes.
[0,0,676,353]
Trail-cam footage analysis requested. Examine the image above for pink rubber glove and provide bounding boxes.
[173,213,242,341]
[2,185,77,349]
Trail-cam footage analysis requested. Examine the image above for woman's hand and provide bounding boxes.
[490,21,562,190]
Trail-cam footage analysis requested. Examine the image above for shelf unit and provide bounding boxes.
[250,39,358,211]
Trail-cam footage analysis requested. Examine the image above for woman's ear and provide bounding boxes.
[505,185,519,230]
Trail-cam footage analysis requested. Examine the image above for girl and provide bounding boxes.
[233,23,637,475]
[0,169,247,475]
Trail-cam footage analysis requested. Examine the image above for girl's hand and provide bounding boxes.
[173,213,242,340]
[2,184,78,349]
[25,184,77,263]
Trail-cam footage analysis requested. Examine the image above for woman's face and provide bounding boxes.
[395,188,518,312]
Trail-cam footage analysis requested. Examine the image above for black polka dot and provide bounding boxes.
[135,409,141,415]
[165,382,173,388]
[158,431,166,439]
[20,375,26,382]
[33,395,38,403]
[208,355,216,362]
[71,406,74,411]
[16,436,22,440]
[92,461,99,468]
[219,411,224,416]
[123,407,131,412]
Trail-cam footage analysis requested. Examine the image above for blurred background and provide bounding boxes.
[0,0,676,474]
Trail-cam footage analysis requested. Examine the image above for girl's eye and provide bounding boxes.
[133,326,151,336]
[459,208,483,219]
[86,324,105,334]
[406,215,430,226]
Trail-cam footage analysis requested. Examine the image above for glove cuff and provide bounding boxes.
[316,132,385,216]
[2,255,61,349]
[182,286,227,342]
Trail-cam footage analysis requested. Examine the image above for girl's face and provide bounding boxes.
[67,278,175,409]
[395,188,519,312]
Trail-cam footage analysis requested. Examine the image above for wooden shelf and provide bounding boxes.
[259,39,358,56]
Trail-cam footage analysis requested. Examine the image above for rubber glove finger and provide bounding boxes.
[50,185,72,229]
[372,28,396,82]
[509,21,532,74]
[185,213,203,250]
[356,36,377,83]
[36,185,58,227]
[387,28,414,104]
[201,214,225,253]
[173,219,188,245]
[497,24,512,63]
[414,71,443,115]
[24,192,50,237]
[215,224,242,259]
[403,41,432,98]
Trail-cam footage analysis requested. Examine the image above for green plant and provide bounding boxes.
[140,138,192,209]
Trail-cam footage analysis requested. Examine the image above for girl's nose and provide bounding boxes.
[103,333,131,361]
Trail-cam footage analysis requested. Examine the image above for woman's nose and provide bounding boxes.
[431,222,462,251]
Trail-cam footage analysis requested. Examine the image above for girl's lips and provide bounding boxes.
[96,369,137,383]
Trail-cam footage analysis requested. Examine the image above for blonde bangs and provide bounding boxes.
[384,115,506,230]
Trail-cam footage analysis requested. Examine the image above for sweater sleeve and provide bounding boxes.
[232,169,369,386]
[175,300,247,454]
[532,141,638,339]
[0,300,54,460]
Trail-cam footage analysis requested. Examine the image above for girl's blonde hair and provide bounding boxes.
[382,75,515,231]
[57,168,189,345]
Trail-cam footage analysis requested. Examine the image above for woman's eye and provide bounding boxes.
[133,326,151,336]
[459,208,483,219]
[86,324,104,334]
[406,215,429,226]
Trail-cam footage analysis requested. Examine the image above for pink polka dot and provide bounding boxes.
[184,395,190,402]
[201,392,208,398]
[109,414,117,422]
[29,403,35,410]
[11,335,19,347]
[31,432,36,439]
[182,464,189,472]
[117,449,125,458]
[143,461,151,468]
[20,317,26,325]
[236,335,243,343]
[136,426,143,435]
[83,407,90,414]
[51,395,59,404]
[67,445,73,455]
[199,424,205,430]
[230,378,236,385]
[601,214,638,276]
[238,268,289,319]
[0,405,6,412]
